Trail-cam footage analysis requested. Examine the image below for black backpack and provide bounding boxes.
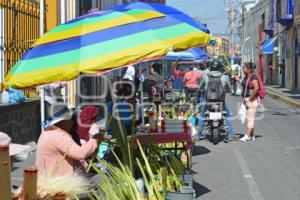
[206,74,225,102]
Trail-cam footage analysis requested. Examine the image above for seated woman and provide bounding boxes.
[36,104,100,176]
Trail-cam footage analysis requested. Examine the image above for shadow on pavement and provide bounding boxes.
[11,165,20,172]
[270,111,300,116]
[193,181,211,198]
[192,145,211,156]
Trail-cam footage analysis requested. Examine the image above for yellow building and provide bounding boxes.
[207,36,230,57]
[0,0,123,104]
[0,0,76,95]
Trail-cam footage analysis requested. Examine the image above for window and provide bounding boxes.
[296,0,300,15]
[176,64,198,72]
[276,0,282,22]
[78,0,102,16]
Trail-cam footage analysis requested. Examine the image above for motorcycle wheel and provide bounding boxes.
[212,128,219,145]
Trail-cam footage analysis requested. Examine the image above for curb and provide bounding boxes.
[266,88,300,109]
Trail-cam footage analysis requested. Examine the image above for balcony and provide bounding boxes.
[276,0,294,27]
[278,15,293,27]
[263,28,274,37]
[264,8,274,36]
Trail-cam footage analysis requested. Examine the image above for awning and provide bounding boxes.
[164,47,208,62]
[164,51,195,61]
[185,48,208,61]
[260,36,278,54]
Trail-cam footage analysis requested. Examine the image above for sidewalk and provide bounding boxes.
[11,152,36,188]
[266,85,300,108]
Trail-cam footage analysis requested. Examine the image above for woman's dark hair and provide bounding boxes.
[70,113,82,146]
[152,63,162,74]
[244,62,256,71]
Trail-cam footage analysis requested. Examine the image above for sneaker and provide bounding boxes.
[252,136,255,141]
[240,135,251,142]
[223,136,228,143]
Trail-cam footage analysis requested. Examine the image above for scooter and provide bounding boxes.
[203,101,228,145]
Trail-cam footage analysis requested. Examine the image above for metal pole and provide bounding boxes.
[0,8,4,92]
[162,59,165,99]
[228,8,235,64]
[139,64,145,125]
[39,0,45,131]
[60,0,67,103]
[61,0,66,24]
[241,0,245,64]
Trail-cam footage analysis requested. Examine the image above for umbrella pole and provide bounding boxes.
[39,0,45,131]
[60,0,67,104]
[162,59,165,99]
[140,64,145,126]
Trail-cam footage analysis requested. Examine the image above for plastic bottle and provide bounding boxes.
[0,90,9,104]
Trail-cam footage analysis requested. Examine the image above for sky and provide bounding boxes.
[166,0,229,35]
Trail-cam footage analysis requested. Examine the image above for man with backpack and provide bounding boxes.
[197,60,234,142]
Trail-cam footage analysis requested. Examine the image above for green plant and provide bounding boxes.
[88,140,185,200]
[136,141,184,199]
[89,157,142,200]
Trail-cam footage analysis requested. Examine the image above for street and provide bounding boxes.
[193,95,300,200]
[2,0,300,199]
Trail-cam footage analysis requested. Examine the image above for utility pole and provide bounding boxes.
[228,8,237,64]
[241,0,245,64]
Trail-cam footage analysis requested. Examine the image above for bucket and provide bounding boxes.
[135,178,145,194]
[0,91,9,104]
[167,187,194,200]
[179,174,193,188]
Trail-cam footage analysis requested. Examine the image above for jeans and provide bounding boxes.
[198,101,234,138]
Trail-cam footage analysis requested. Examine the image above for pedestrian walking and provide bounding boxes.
[240,62,259,142]
[122,65,136,98]
[230,61,242,96]
[183,66,202,101]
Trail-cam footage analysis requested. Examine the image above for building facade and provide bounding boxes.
[244,0,270,83]
[243,0,300,91]
[207,36,230,57]
[0,0,41,93]
[272,0,299,90]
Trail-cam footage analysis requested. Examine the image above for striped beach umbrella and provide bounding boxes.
[110,2,210,33]
[4,8,210,89]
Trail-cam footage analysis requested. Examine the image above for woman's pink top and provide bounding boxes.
[36,126,97,176]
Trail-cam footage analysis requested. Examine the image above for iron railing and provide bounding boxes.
[0,0,41,95]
